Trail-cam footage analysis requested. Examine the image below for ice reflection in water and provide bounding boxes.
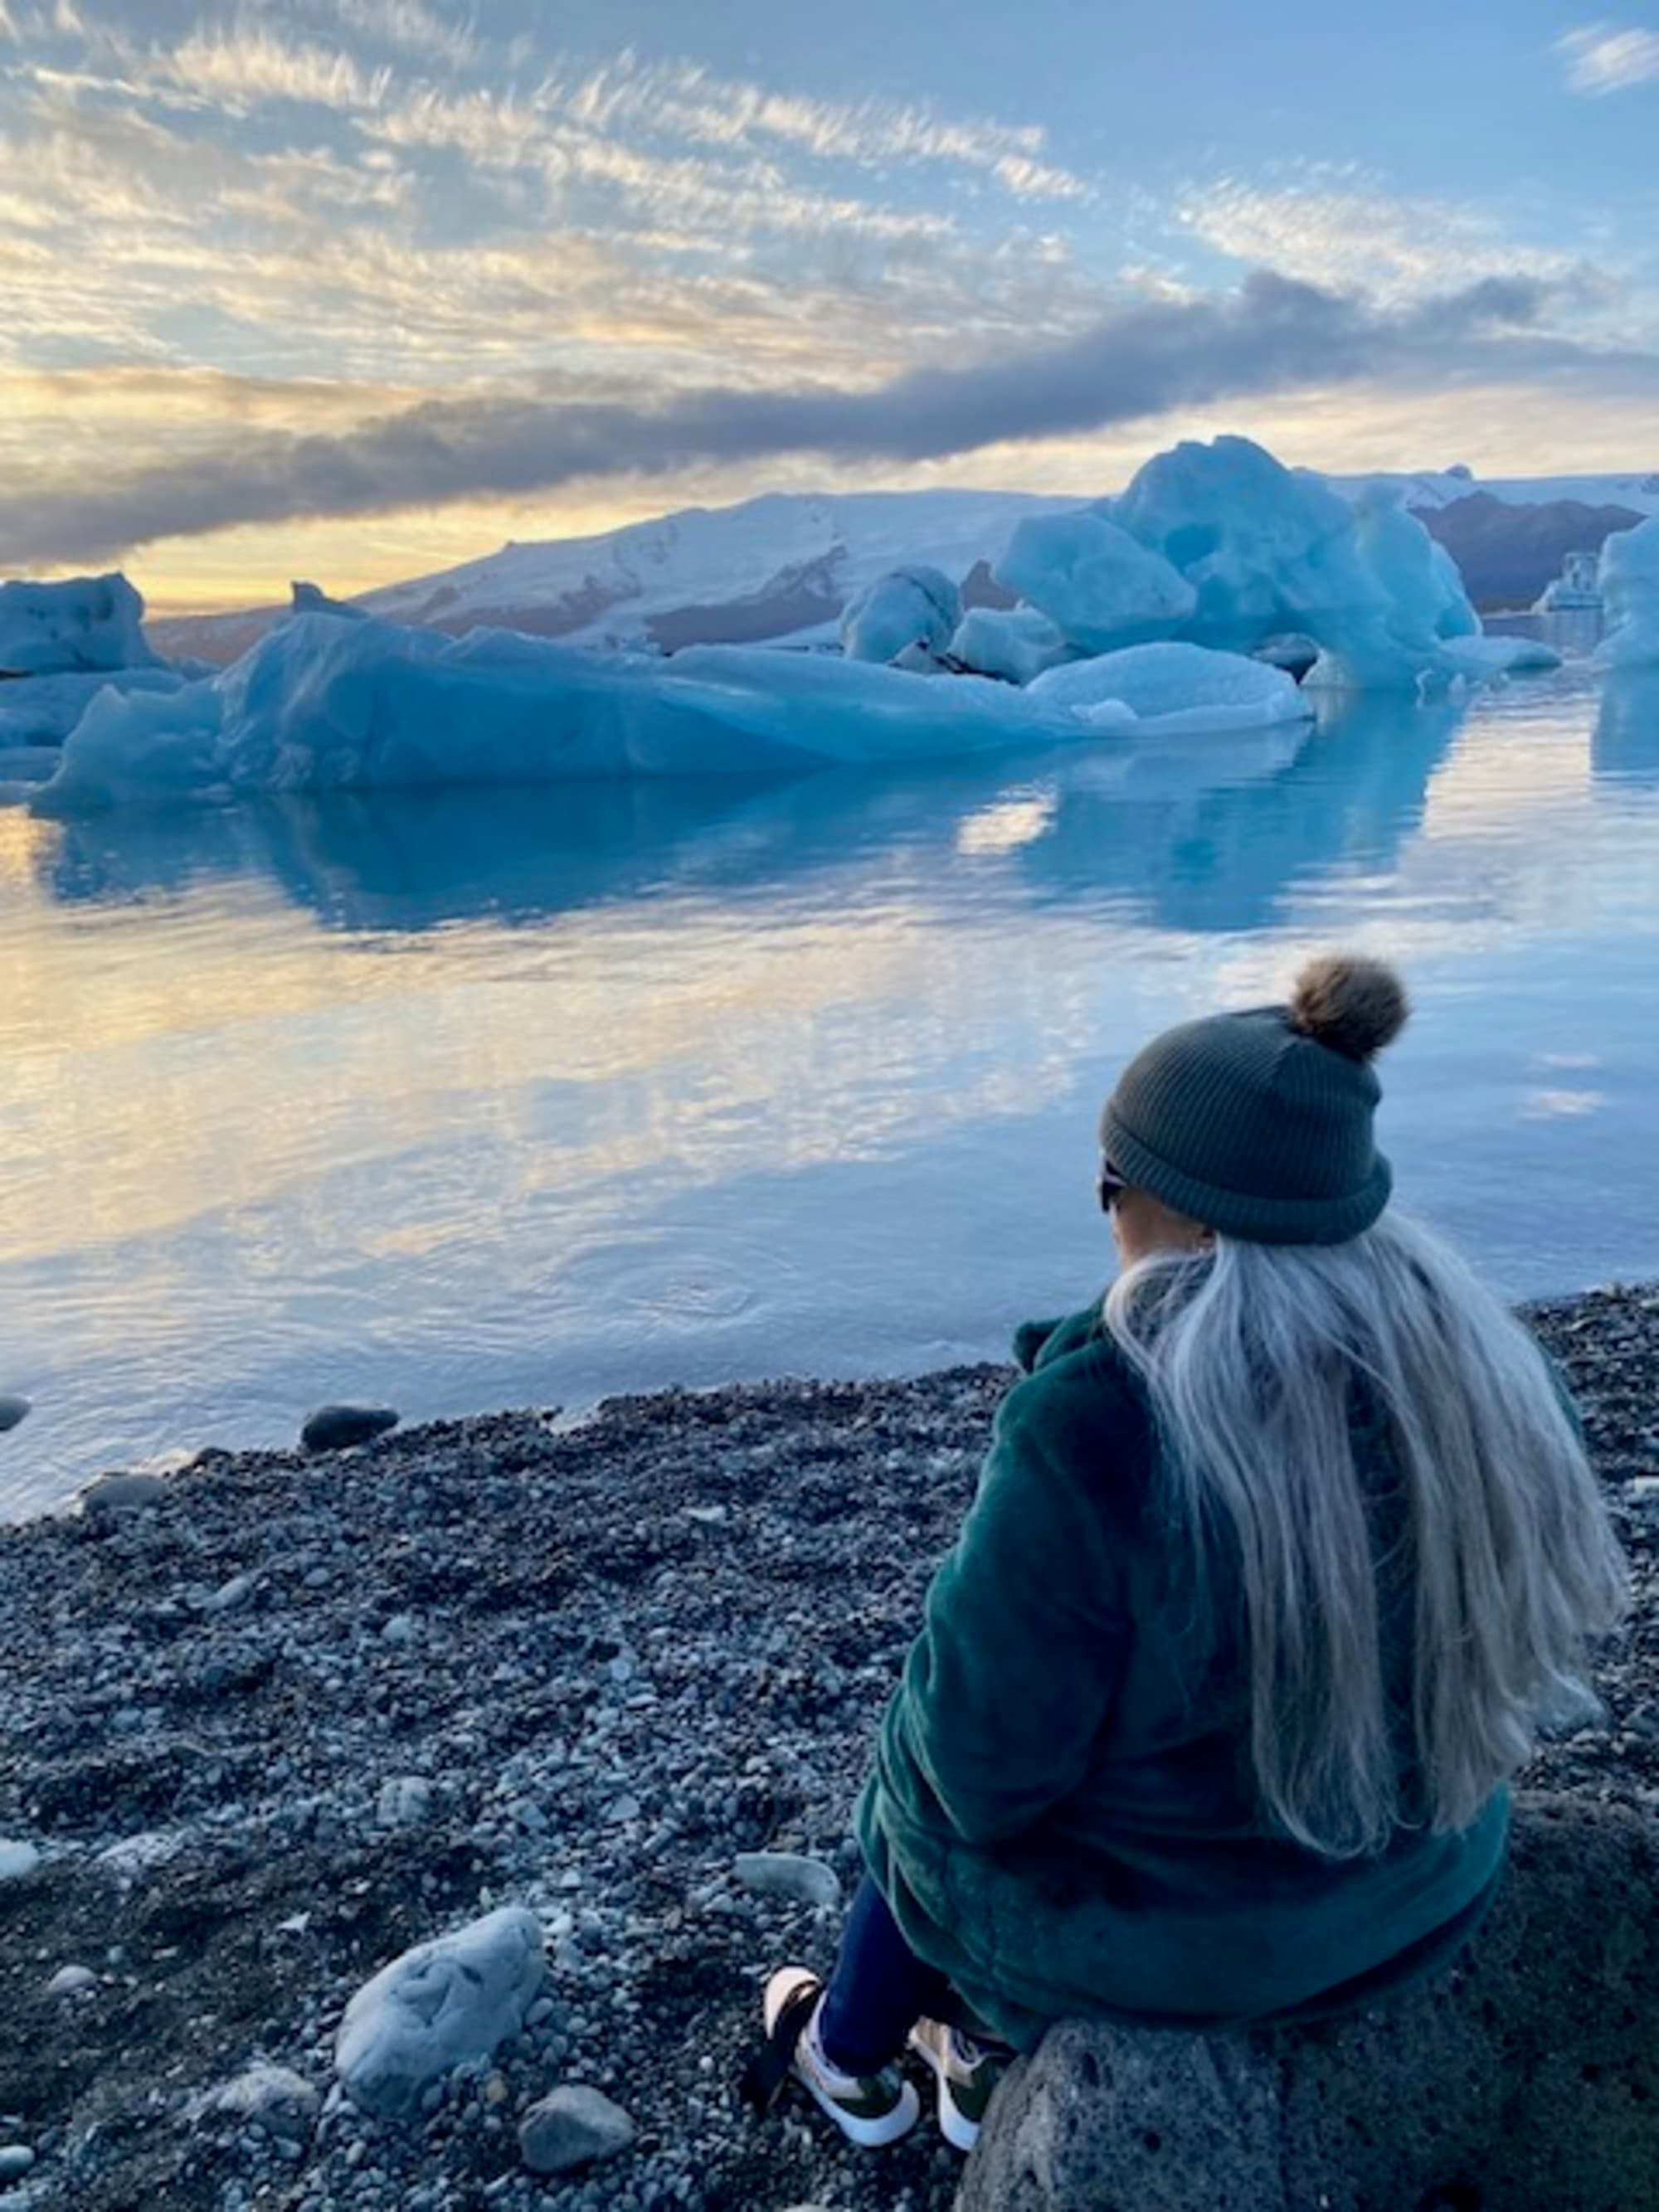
[4,672,1659,1514]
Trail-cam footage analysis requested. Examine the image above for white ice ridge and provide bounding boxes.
[33,618,1312,809]
[1597,518,1659,668]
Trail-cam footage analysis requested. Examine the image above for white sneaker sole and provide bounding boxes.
[907,2030,981,2153]
[795,2064,921,2149]
[763,1968,921,2149]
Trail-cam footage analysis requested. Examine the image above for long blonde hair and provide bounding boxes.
[1105,1212,1628,1859]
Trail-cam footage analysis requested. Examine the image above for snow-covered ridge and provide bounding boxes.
[1326,469,1659,517]
[360,489,1061,650]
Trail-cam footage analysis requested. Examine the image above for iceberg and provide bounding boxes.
[35,609,1312,814]
[1437,634,1563,680]
[1596,518,1659,669]
[0,572,163,676]
[948,606,1075,685]
[957,437,1503,693]
[1028,642,1310,734]
[0,666,187,747]
[993,510,1195,656]
[839,566,961,666]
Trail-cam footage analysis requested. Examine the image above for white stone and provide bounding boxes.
[0,2146,35,2180]
[335,1907,545,2122]
[518,2084,635,2176]
[204,1573,255,1612]
[96,1829,183,1879]
[732,1851,840,1909]
[0,1841,40,1883]
[46,1964,98,1995]
[204,2064,319,2142]
[377,1776,434,1828]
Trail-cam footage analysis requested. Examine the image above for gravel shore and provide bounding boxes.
[3,1286,1658,2212]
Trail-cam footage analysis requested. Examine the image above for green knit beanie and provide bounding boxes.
[1098,955,1409,1246]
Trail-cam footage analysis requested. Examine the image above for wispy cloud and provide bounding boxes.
[333,0,474,67]
[9,269,1646,568]
[165,23,392,114]
[553,55,1089,202]
[1556,22,1659,94]
[1175,172,1586,302]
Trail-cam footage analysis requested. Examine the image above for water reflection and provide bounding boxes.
[36,693,1464,943]
[1592,673,1659,787]
[13,675,1659,1518]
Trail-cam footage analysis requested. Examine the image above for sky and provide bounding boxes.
[3,0,1658,609]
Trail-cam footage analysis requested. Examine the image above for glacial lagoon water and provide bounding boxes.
[4,659,1659,1518]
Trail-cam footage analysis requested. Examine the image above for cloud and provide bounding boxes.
[333,0,474,67]
[548,54,1089,202]
[1175,173,1584,301]
[1557,22,1659,93]
[9,267,1645,568]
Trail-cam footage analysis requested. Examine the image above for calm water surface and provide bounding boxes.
[5,661,1659,1517]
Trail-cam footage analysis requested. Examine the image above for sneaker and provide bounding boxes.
[757,1968,920,2148]
[907,2015,1010,2152]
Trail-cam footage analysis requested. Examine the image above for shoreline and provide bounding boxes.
[2,1286,1657,2210]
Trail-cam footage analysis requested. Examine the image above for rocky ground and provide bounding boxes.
[2,1286,1659,2212]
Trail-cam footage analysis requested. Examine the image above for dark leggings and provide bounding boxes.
[815,1874,952,2074]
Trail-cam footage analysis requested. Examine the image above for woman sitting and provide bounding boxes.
[749,955,1627,2151]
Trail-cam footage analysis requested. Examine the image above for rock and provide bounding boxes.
[376,1775,434,1828]
[46,1965,97,1996]
[960,1795,1659,2212]
[733,1850,840,1909]
[0,1394,29,1432]
[203,1573,255,1612]
[301,1403,399,1453]
[80,1471,168,1520]
[0,1841,40,1884]
[335,1906,544,2122]
[0,2146,34,2181]
[203,2064,319,2142]
[518,2085,636,2176]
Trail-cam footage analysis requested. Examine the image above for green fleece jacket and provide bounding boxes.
[856,1301,1509,2051]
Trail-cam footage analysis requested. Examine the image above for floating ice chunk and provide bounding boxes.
[1347,489,1481,647]
[36,614,1116,809]
[0,667,187,747]
[1438,634,1563,679]
[1028,642,1311,735]
[1597,518,1659,668]
[0,573,163,675]
[1107,437,1447,689]
[839,566,961,665]
[948,606,1075,685]
[36,677,229,813]
[994,509,1195,655]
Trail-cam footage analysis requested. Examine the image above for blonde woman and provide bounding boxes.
[748,955,1627,2151]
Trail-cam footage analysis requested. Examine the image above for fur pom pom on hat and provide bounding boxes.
[1287,954,1409,1062]
[1099,955,1408,1246]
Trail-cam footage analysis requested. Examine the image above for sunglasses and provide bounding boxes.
[1097,1159,1129,1213]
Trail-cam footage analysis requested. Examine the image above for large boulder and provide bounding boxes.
[335,1905,545,2121]
[959,1795,1659,2212]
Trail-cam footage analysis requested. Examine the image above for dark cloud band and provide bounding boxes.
[7,270,1647,567]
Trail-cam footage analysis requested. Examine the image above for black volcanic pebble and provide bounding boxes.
[300,1403,401,1452]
